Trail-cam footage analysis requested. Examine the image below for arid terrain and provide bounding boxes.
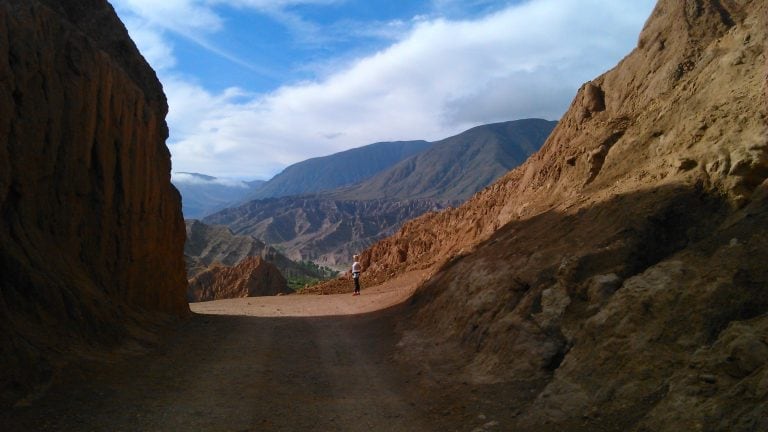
[2,0,766,430]
[2,273,538,432]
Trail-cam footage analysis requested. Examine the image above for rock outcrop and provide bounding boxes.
[361,0,767,430]
[187,256,290,302]
[0,0,187,407]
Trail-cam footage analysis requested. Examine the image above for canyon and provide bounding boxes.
[1,0,766,431]
[0,0,187,407]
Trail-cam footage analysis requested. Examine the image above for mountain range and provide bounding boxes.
[201,118,556,268]
[331,119,555,201]
[244,140,432,201]
[4,0,767,428]
[172,172,264,219]
[185,220,331,282]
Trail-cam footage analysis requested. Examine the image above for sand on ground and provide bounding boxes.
[2,271,468,432]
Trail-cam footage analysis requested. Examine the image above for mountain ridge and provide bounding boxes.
[244,140,431,201]
[204,119,555,267]
[330,119,556,200]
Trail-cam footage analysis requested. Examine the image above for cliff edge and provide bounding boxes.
[362,0,767,430]
[0,0,188,406]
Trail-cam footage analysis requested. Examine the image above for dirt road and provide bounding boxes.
[3,272,480,432]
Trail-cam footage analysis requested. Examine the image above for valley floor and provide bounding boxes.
[1,272,529,432]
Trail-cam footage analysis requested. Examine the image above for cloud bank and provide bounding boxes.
[171,172,251,187]
[114,0,656,179]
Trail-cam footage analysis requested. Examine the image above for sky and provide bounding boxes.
[111,0,657,181]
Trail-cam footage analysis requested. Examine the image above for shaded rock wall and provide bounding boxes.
[364,0,767,430]
[188,256,290,302]
[0,0,187,406]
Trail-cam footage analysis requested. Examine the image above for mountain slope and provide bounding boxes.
[172,172,262,219]
[204,198,450,269]
[350,0,767,430]
[334,119,556,200]
[207,119,554,267]
[185,220,327,281]
[245,140,431,200]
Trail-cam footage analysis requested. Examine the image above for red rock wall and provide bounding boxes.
[371,0,768,428]
[0,0,188,405]
[362,0,768,283]
[188,257,290,302]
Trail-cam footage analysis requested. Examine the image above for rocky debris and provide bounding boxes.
[0,0,187,407]
[187,256,291,302]
[363,0,768,430]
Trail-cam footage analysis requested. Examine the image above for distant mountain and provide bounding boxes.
[332,119,557,201]
[205,118,556,268]
[203,198,452,269]
[184,220,328,281]
[243,140,431,201]
[172,172,264,219]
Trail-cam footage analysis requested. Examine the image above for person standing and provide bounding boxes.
[351,254,362,296]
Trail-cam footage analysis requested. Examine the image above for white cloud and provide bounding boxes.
[121,17,177,71]
[115,0,223,34]
[116,0,657,179]
[172,172,250,187]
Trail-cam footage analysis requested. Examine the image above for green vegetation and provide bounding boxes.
[286,261,338,291]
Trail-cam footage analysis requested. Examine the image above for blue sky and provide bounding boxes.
[111,0,657,180]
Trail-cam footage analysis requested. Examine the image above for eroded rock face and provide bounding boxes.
[188,257,290,302]
[363,0,767,283]
[0,0,187,406]
[365,0,767,429]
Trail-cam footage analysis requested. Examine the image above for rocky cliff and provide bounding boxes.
[0,0,187,407]
[361,0,767,430]
[187,256,290,302]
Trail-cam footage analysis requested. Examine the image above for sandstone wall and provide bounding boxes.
[364,0,767,283]
[370,0,768,429]
[0,0,188,406]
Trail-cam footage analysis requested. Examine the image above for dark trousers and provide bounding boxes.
[353,275,360,293]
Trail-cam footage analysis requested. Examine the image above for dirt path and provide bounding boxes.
[3,271,462,432]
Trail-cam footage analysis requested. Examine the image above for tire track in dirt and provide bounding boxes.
[1,272,434,431]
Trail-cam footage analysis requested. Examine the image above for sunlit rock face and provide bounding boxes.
[362,0,768,429]
[0,0,188,406]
